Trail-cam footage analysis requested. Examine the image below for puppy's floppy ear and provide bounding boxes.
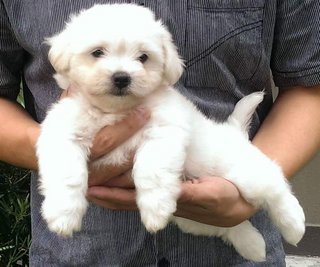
[46,30,72,89]
[160,24,184,86]
[46,31,72,74]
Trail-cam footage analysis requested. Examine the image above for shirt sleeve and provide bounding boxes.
[271,1,320,88]
[0,0,26,100]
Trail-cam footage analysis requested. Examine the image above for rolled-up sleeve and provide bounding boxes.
[271,1,320,88]
[0,1,25,100]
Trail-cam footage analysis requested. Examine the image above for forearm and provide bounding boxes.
[0,97,39,170]
[253,85,320,179]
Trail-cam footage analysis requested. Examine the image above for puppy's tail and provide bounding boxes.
[228,91,264,136]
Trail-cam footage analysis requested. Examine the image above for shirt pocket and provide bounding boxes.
[185,0,265,88]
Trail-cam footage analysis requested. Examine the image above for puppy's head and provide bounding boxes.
[47,4,184,112]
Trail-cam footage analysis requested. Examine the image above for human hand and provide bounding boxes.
[85,106,150,209]
[176,176,257,227]
[88,173,256,227]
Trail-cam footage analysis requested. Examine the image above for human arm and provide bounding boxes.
[252,85,320,178]
[0,98,39,170]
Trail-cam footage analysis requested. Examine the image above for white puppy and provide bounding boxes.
[37,4,305,262]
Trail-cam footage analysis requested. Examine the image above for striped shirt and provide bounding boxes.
[1,0,320,266]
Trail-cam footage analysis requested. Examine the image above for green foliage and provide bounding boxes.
[16,90,25,108]
[0,162,31,267]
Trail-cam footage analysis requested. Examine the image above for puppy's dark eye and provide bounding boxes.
[138,54,148,63]
[91,49,104,58]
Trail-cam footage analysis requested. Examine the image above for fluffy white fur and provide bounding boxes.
[37,4,305,262]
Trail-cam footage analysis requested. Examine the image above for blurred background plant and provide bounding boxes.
[0,162,31,267]
[0,91,31,266]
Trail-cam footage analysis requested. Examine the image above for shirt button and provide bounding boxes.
[157,257,170,267]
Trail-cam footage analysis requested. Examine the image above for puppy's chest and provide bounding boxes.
[75,111,146,166]
[93,127,145,167]
[75,111,125,143]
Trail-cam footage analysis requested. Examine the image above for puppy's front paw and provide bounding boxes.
[45,213,83,237]
[41,195,88,237]
[140,208,171,233]
[138,192,176,233]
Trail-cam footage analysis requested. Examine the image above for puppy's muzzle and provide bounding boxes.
[111,71,131,96]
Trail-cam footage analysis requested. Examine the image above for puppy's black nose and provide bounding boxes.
[112,71,131,89]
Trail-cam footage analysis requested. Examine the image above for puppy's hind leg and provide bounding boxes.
[222,220,266,262]
[227,146,305,246]
[174,217,266,262]
[255,165,304,245]
[266,185,305,246]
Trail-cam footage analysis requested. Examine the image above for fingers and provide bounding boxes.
[88,108,148,187]
[177,181,196,203]
[60,85,78,99]
[90,107,150,160]
[88,160,133,186]
[177,182,210,215]
[87,186,137,210]
[104,170,134,188]
[178,177,215,204]
[60,90,68,99]
[176,176,257,227]
[59,88,72,99]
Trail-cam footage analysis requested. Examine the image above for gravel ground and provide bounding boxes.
[286,255,320,267]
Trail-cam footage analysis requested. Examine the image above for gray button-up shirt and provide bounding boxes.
[1,0,320,266]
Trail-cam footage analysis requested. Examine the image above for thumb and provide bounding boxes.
[90,107,150,159]
[178,180,202,204]
[178,177,218,204]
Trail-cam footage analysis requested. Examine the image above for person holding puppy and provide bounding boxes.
[1,1,320,266]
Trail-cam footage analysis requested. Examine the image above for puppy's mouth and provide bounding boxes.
[109,87,131,97]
